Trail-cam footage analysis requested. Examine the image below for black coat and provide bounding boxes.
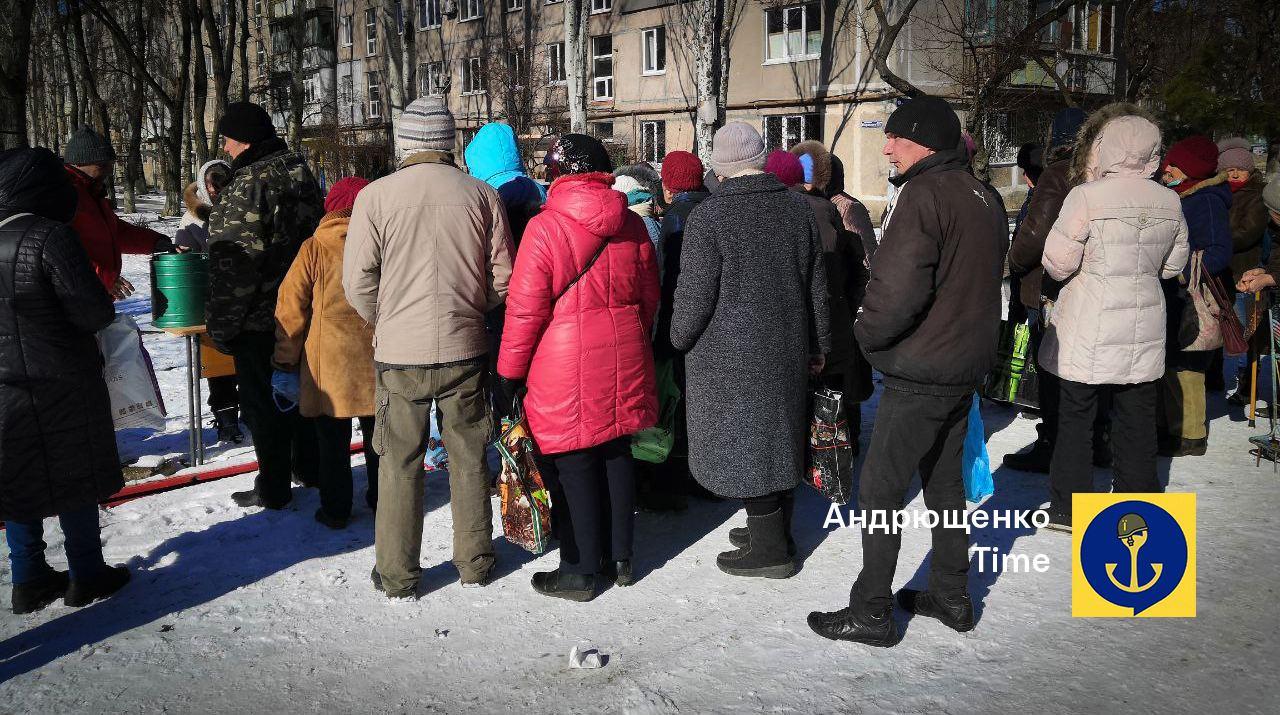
[0,147,121,522]
[856,150,1007,395]
[670,173,831,499]
[1007,155,1071,309]
[654,190,710,360]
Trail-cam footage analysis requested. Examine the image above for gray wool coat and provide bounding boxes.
[670,172,832,499]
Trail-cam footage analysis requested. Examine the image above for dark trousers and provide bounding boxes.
[5,504,105,584]
[207,374,238,413]
[315,415,379,520]
[851,387,971,613]
[231,331,310,505]
[541,437,636,575]
[743,488,791,516]
[1050,380,1159,515]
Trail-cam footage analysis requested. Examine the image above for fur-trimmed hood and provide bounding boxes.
[790,140,833,191]
[183,181,211,222]
[1177,170,1229,198]
[1068,102,1161,186]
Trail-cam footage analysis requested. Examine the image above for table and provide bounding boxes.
[161,325,206,467]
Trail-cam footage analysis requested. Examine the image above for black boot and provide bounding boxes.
[11,570,69,615]
[600,560,635,587]
[728,519,798,556]
[530,569,596,602]
[807,605,900,647]
[314,508,349,530]
[213,407,244,444]
[1002,432,1053,473]
[64,565,131,607]
[717,508,796,578]
[232,488,290,509]
[898,589,975,632]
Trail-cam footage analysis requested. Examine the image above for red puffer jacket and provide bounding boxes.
[65,165,168,293]
[498,172,661,455]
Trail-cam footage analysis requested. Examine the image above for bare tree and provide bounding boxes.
[0,0,36,149]
[564,0,587,132]
[866,0,925,98]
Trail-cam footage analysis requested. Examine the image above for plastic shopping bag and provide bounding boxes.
[962,393,994,503]
[98,314,167,430]
[632,358,680,464]
[494,395,553,554]
[805,383,855,504]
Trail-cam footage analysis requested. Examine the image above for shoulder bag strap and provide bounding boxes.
[552,238,610,304]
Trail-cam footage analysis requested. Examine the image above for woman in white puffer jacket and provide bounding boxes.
[1038,103,1189,527]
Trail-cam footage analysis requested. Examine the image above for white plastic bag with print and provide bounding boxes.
[98,314,167,430]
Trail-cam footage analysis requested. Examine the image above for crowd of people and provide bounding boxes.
[2,92,1277,649]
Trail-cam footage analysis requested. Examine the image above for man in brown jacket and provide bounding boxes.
[343,97,515,598]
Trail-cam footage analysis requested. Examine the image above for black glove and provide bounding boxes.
[495,376,525,419]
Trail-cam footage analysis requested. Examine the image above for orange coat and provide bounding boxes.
[274,210,376,418]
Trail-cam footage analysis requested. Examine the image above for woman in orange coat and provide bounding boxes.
[274,177,378,528]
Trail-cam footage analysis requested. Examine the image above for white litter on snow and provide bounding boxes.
[0,195,1276,712]
[569,644,605,669]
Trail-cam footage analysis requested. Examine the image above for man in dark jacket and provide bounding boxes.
[0,147,132,613]
[207,101,325,509]
[808,96,1006,647]
[1003,108,1113,473]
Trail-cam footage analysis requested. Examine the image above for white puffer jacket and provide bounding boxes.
[1040,109,1190,385]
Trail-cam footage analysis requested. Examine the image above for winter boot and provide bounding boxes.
[530,569,596,602]
[717,508,796,579]
[231,488,290,510]
[1002,426,1053,473]
[64,565,131,608]
[898,589,975,632]
[807,605,900,647]
[11,570,70,615]
[600,560,635,587]
[314,508,349,530]
[1044,509,1072,533]
[213,407,244,444]
[729,495,798,555]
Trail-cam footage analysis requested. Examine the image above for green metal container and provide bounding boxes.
[151,253,208,329]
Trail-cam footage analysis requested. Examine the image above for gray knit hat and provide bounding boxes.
[710,122,767,177]
[396,97,456,157]
[1263,176,1280,214]
[64,126,116,165]
[1217,137,1255,173]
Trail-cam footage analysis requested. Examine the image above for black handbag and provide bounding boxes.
[805,384,855,504]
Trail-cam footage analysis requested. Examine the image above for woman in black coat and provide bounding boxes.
[0,147,132,614]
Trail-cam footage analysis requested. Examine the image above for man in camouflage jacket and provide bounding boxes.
[207,102,324,510]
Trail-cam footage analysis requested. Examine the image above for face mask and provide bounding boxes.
[1164,177,1184,188]
[1228,178,1250,191]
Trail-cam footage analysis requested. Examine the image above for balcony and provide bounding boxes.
[269,0,333,21]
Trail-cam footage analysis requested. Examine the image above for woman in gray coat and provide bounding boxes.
[671,123,831,579]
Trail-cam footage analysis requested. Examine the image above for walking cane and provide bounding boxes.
[1250,291,1261,428]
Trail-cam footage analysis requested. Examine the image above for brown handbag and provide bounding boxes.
[1204,269,1248,356]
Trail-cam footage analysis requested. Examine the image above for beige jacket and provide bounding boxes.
[343,151,515,365]
[1040,112,1190,385]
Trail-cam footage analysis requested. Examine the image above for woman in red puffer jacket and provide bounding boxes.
[497,133,660,602]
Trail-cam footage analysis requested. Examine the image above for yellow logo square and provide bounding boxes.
[1071,493,1196,617]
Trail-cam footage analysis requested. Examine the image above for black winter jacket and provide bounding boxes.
[856,150,1007,395]
[1007,156,1071,308]
[654,190,710,360]
[0,147,121,521]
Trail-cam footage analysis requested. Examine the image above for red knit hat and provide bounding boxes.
[661,150,705,193]
[1164,135,1219,180]
[324,176,371,214]
[764,150,804,187]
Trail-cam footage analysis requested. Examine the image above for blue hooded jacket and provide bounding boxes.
[464,122,546,245]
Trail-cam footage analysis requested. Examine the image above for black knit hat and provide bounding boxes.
[885,95,961,152]
[218,101,277,144]
[63,126,116,165]
[546,133,613,179]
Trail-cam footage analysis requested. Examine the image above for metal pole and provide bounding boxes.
[193,335,204,465]
[186,334,197,467]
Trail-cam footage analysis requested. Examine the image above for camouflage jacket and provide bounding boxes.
[206,136,323,350]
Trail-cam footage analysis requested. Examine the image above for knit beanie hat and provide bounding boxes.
[661,150,705,192]
[324,176,371,214]
[218,102,276,144]
[1263,178,1280,214]
[1217,137,1255,173]
[545,133,613,179]
[884,95,960,152]
[1164,135,1219,180]
[710,122,767,176]
[1017,143,1044,183]
[1049,107,1088,150]
[612,174,646,195]
[63,126,116,165]
[764,150,804,187]
[396,97,456,157]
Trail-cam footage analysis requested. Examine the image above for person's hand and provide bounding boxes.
[174,245,192,253]
[808,354,826,377]
[111,276,135,300]
[1237,268,1276,293]
[495,375,525,419]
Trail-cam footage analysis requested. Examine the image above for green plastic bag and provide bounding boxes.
[632,359,681,463]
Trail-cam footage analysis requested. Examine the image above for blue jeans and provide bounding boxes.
[5,504,106,585]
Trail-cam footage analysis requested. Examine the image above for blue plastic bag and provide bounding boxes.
[962,393,994,503]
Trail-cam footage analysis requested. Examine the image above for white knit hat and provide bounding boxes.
[395,97,456,158]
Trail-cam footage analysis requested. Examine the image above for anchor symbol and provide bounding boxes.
[1105,513,1162,593]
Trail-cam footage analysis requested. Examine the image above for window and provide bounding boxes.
[342,74,354,124]
[548,42,566,84]
[461,127,479,149]
[256,40,266,77]
[592,121,614,140]
[367,71,381,119]
[254,0,262,16]
[340,13,352,47]
[506,0,524,10]
[763,113,819,152]
[590,0,611,13]
[640,121,666,163]
[459,0,483,21]
[641,26,666,75]
[365,8,377,56]
[506,50,524,82]
[1071,2,1114,55]
[420,61,445,96]
[964,0,998,40]
[462,56,487,95]
[765,2,821,62]
[592,35,613,100]
[419,0,442,28]
[546,0,562,4]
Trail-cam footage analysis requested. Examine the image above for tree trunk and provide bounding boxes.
[193,1,210,171]
[238,0,250,100]
[71,2,116,203]
[564,0,587,133]
[0,0,34,149]
[122,0,147,213]
[51,1,81,133]
[287,2,304,149]
[382,8,407,127]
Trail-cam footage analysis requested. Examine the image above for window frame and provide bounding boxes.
[591,34,613,101]
[462,56,488,95]
[548,41,567,85]
[339,13,352,47]
[419,0,442,29]
[641,26,666,75]
[590,0,611,14]
[367,71,382,120]
[639,120,666,164]
[762,113,820,152]
[459,0,484,22]
[419,61,445,97]
[365,7,377,57]
[506,0,524,11]
[763,1,822,64]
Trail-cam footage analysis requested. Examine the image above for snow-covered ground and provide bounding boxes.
[1,196,1278,712]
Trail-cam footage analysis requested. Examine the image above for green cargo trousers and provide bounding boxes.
[373,360,495,596]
